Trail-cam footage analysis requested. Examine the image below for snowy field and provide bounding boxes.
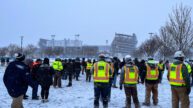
[0,66,193,108]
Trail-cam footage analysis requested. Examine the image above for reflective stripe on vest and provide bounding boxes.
[169,64,185,86]
[124,66,138,84]
[93,61,109,83]
[86,62,92,70]
[146,65,159,80]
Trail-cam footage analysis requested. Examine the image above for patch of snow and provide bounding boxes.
[0,66,192,108]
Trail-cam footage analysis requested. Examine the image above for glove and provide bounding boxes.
[187,87,191,95]
[119,85,122,90]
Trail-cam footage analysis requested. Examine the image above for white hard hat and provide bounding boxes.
[125,55,131,59]
[125,55,132,63]
[174,51,185,58]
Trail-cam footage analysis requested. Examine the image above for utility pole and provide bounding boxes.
[21,36,24,53]
[51,35,55,57]
[75,34,80,57]
[106,40,108,54]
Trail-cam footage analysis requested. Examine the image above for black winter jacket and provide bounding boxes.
[37,64,55,86]
[3,61,30,98]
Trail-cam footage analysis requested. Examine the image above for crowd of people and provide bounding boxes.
[2,51,193,108]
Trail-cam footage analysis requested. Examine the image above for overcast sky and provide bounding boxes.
[0,0,193,47]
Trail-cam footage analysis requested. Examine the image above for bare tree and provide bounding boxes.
[138,35,162,57]
[163,4,193,54]
[23,44,38,58]
[7,44,20,57]
[159,27,175,58]
[0,47,8,57]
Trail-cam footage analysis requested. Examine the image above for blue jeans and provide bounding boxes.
[113,74,117,86]
[94,83,109,107]
[32,80,39,98]
[108,78,113,101]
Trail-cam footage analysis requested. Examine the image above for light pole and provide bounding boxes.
[21,36,24,53]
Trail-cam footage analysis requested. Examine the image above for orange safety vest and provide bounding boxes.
[124,66,138,84]
[146,64,159,80]
[93,61,110,83]
[168,64,186,86]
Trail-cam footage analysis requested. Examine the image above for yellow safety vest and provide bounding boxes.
[86,62,92,70]
[52,61,63,71]
[146,64,159,80]
[93,61,110,83]
[124,66,138,84]
[158,63,164,70]
[169,63,186,86]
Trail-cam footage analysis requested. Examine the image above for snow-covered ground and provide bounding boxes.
[0,66,193,108]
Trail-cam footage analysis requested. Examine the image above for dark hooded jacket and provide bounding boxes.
[3,60,30,98]
[37,64,55,86]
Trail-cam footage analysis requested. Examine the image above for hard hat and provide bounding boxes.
[125,55,132,63]
[174,51,185,58]
[98,54,105,61]
[99,54,105,58]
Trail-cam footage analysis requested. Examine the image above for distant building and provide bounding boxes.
[111,33,138,57]
[39,38,83,48]
[82,46,99,58]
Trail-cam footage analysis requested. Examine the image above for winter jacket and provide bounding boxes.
[74,61,81,71]
[82,61,86,68]
[37,64,55,87]
[31,62,41,80]
[3,61,30,98]
[113,61,119,75]
[141,63,161,84]
[66,62,74,75]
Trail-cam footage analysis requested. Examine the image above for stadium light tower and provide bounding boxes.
[51,35,55,49]
[20,36,24,53]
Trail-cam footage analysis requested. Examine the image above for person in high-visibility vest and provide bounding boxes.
[158,60,165,83]
[86,59,92,82]
[119,55,140,108]
[52,58,63,88]
[167,51,191,108]
[91,54,111,108]
[141,57,161,106]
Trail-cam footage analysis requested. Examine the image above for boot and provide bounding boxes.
[153,102,158,106]
[135,104,140,108]
[142,102,150,106]
[94,106,99,108]
[66,83,72,87]
[32,96,39,100]
[103,104,108,108]
[41,99,45,103]
[44,99,49,102]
